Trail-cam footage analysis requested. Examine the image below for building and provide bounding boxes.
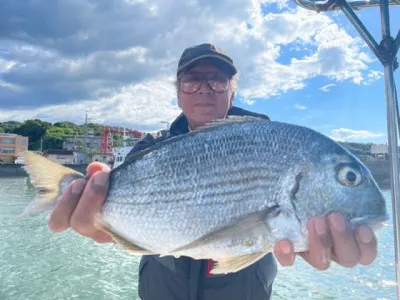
[63,135,102,153]
[91,153,114,164]
[371,144,388,159]
[370,143,400,160]
[0,133,29,164]
[74,151,86,165]
[43,149,75,165]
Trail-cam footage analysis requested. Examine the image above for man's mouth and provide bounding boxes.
[195,103,215,107]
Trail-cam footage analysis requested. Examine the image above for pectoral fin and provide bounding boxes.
[212,252,267,274]
[94,216,154,255]
[170,205,280,254]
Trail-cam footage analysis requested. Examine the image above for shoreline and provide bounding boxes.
[0,164,88,177]
[0,160,393,190]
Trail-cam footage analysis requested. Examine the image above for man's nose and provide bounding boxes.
[197,79,213,94]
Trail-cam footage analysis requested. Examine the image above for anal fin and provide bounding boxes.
[94,217,153,255]
[212,252,267,274]
[169,205,280,254]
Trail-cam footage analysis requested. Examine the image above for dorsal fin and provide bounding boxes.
[193,116,265,132]
[116,116,266,169]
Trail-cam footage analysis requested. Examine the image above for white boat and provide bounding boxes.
[112,146,133,169]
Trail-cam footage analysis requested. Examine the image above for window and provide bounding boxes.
[0,148,14,154]
[19,140,27,145]
[0,138,13,144]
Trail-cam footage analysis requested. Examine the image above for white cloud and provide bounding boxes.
[319,83,336,92]
[0,76,180,132]
[240,97,256,105]
[364,70,384,85]
[294,104,307,110]
[0,0,382,127]
[329,128,386,142]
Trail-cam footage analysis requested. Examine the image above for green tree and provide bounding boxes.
[42,136,64,150]
[54,121,84,135]
[113,134,124,147]
[83,123,102,136]
[0,121,22,133]
[13,119,51,150]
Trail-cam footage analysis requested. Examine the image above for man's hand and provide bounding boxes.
[48,162,114,243]
[273,212,377,269]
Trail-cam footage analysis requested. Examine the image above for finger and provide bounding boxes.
[48,179,87,232]
[93,231,115,244]
[70,169,110,238]
[86,162,110,178]
[328,212,360,268]
[299,217,332,270]
[273,239,295,267]
[356,225,377,266]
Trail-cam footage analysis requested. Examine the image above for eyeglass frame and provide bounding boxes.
[177,72,232,94]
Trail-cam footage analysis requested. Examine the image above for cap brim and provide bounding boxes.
[177,55,237,77]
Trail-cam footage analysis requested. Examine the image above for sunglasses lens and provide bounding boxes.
[179,73,230,93]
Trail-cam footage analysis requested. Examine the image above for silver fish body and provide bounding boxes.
[100,118,387,263]
[22,117,388,274]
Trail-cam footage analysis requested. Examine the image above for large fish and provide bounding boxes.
[22,117,388,274]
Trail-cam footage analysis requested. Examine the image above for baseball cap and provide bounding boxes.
[177,43,237,77]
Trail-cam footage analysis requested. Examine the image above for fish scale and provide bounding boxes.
[22,117,388,274]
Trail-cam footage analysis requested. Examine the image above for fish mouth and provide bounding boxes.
[349,214,390,229]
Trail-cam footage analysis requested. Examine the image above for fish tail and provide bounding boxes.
[20,151,85,216]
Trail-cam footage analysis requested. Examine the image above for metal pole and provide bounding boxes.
[395,29,400,52]
[339,0,383,63]
[384,63,400,299]
[293,0,400,12]
[379,0,400,298]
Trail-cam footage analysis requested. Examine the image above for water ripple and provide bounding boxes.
[0,178,397,300]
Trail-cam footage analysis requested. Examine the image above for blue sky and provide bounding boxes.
[0,0,399,143]
[240,2,400,143]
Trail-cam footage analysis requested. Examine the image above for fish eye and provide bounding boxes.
[337,165,362,187]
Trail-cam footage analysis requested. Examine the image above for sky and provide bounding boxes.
[0,0,399,143]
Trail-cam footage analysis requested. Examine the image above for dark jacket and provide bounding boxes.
[126,106,277,300]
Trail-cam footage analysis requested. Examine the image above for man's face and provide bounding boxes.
[177,60,234,128]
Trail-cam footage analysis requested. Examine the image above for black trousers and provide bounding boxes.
[138,254,277,300]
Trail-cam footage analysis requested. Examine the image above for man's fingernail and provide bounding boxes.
[71,180,86,195]
[330,213,347,233]
[93,171,109,187]
[281,244,291,255]
[314,218,327,235]
[358,226,374,244]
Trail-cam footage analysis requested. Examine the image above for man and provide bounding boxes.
[49,43,378,300]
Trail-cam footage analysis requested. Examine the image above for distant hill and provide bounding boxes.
[0,119,122,151]
[339,142,375,161]
[0,119,377,160]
